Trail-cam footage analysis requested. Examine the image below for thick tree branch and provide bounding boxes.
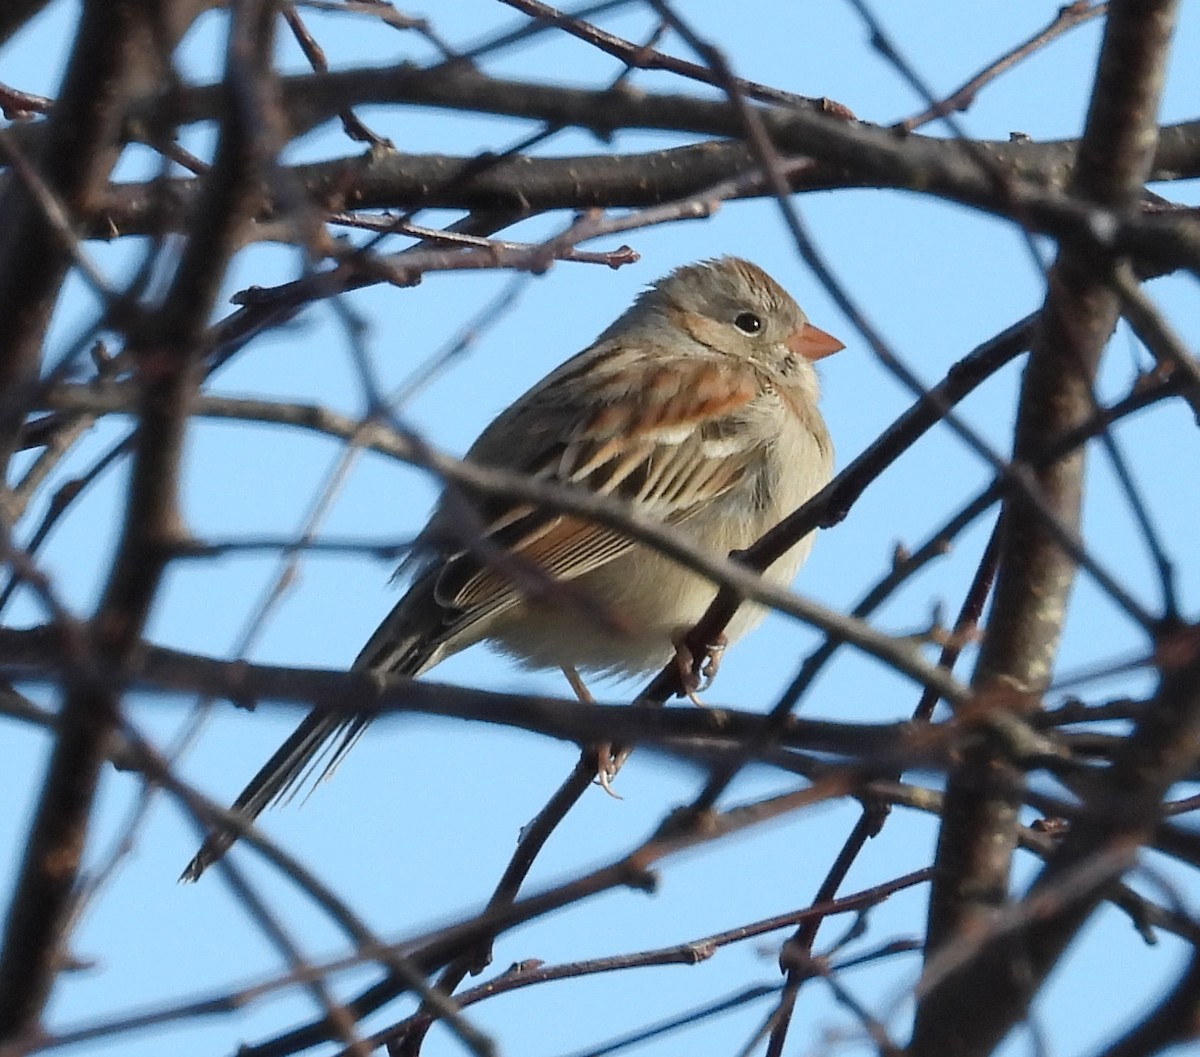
[4,63,1195,272]
[126,62,1200,184]
[913,3,1179,1055]
[82,138,1200,287]
[0,1,268,1036]
[0,0,181,474]
[0,625,950,766]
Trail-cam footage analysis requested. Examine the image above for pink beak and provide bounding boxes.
[787,323,844,361]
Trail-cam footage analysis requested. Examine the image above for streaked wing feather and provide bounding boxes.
[446,515,630,612]
[436,350,766,621]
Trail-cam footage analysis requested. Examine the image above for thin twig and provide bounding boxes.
[900,3,1109,131]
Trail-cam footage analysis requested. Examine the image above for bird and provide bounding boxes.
[182,256,841,881]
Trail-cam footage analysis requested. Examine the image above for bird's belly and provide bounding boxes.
[486,510,814,679]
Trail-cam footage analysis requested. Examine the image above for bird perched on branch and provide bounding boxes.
[183,256,841,881]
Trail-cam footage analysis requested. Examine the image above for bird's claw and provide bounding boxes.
[673,632,728,705]
[595,744,622,799]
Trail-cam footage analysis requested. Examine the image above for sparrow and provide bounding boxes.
[182,256,841,880]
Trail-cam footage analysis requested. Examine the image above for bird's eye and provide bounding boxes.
[733,311,763,335]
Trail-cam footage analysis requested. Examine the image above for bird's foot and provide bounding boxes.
[594,744,622,799]
[672,630,728,705]
[562,665,624,798]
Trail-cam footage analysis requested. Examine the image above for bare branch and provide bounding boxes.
[0,0,270,1035]
[914,4,1181,1053]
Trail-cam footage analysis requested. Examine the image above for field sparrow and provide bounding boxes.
[183,256,840,880]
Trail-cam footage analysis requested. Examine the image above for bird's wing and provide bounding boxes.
[432,345,772,624]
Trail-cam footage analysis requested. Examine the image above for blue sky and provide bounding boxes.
[2,3,1199,1057]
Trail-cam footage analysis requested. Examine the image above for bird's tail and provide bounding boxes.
[181,579,447,882]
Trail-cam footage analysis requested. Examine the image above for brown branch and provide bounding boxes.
[6,58,1189,264]
[0,0,182,471]
[35,857,925,1056]
[238,749,1197,1057]
[390,756,601,1057]
[0,126,116,301]
[0,0,268,1036]
[912,3,1180,1054]
[12,634,1189,1057]
[376,869,930,1055]
[74,58,1191,191]
[86,131,1200,284]
[0,81,52,121]
[279,2,390,148]
[0,626,950,765]
[900,3,1109,131]
[493,0,848,114]
[103,60,1196,191]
